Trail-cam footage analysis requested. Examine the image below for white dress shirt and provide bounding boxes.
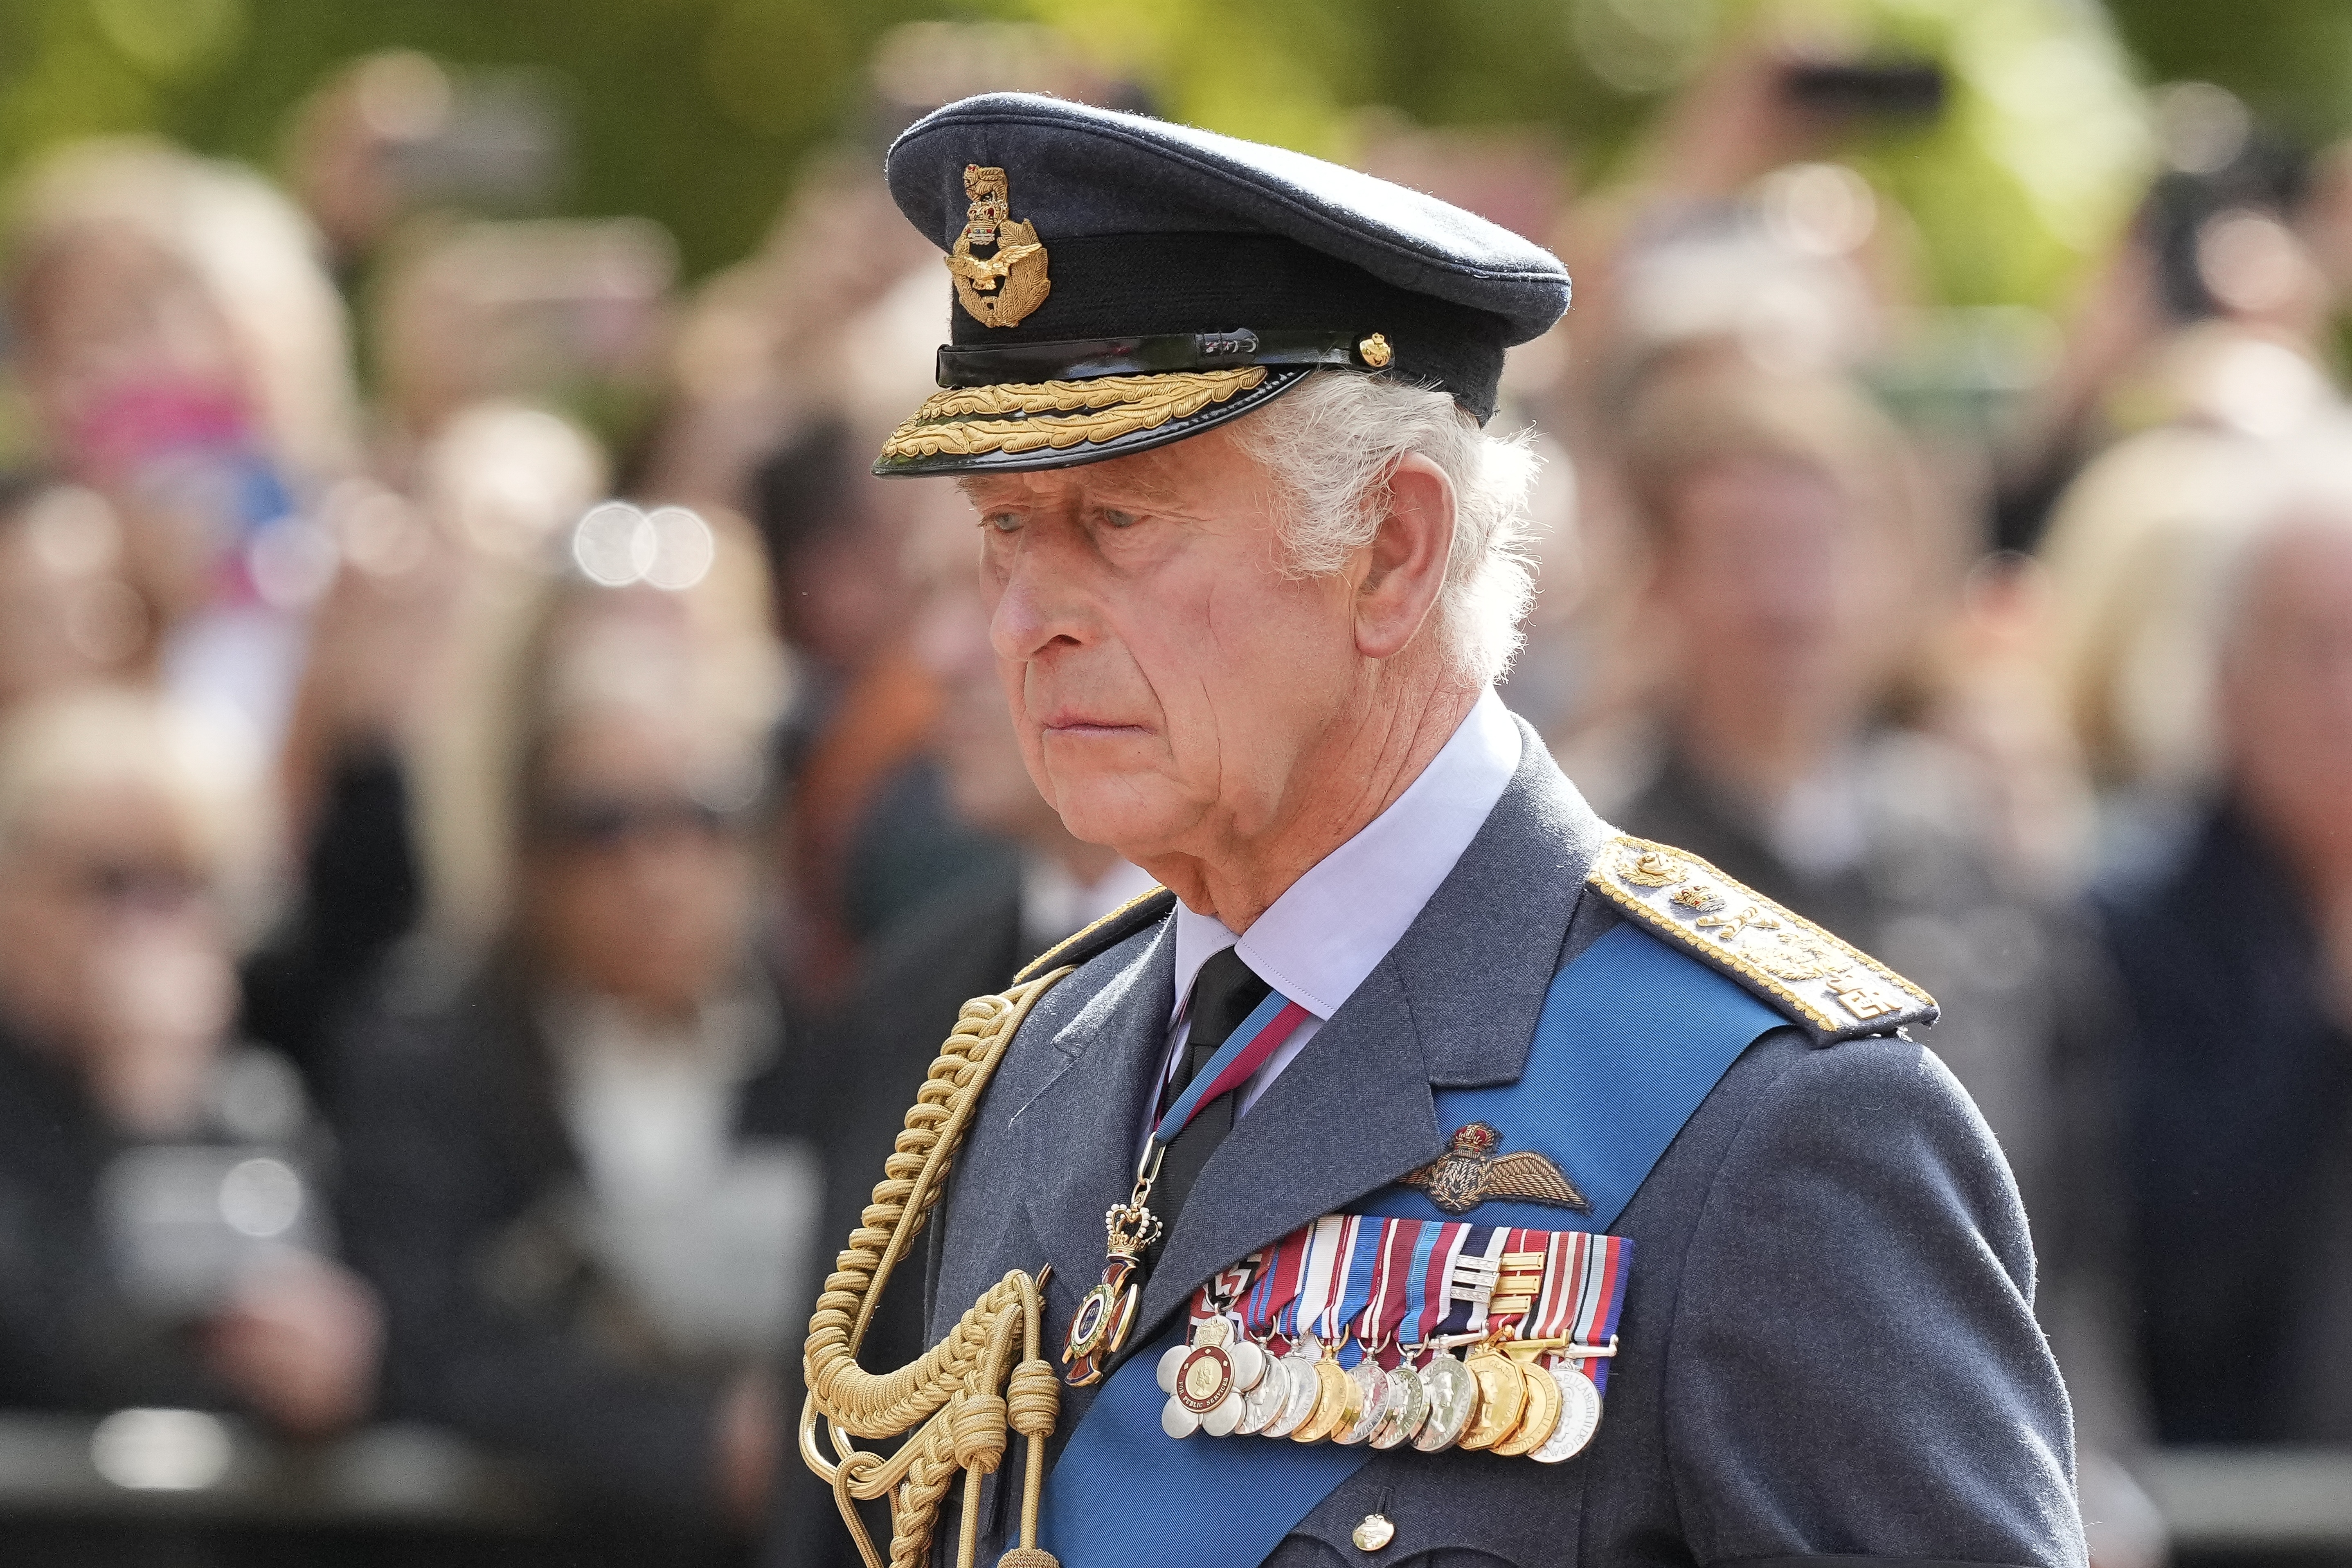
[1145,688,1522,1150]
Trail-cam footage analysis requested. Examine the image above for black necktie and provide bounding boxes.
[1154,947,1272,1233]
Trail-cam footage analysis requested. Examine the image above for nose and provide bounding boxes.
[988,520,1099,663]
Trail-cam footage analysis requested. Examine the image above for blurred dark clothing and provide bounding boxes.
[2099,803,2352,1447]
[0,1026,215,1413]
[838,755,1016,950]
[335,945,840,1549]
[774,668,1009,999]
[241,744,423,1099]
[0,1025,323,1416]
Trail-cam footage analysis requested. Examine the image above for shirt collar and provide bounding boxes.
[1171,688,1523,1022]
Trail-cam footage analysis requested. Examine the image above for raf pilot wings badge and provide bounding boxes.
[1400,1122,1591,1215]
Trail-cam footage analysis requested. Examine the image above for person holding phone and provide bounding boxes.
[0,687,379,1439]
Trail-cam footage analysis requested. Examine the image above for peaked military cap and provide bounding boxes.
[874,92,1572,477]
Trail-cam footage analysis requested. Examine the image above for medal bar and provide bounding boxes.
[1161,1212,1632,1463]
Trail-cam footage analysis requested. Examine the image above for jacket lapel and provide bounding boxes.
[1134,722,1609,1339]
[1014,915,1179,1303]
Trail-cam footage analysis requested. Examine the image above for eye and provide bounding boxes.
[983,511,1022,533]
[1100,508,1140,530]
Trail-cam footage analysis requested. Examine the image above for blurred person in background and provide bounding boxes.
[0,479,151,711]
[0,687,377,1439]
[3,139,358,771]
[365,215,674,477]
[246,401,610,1099]
[335,511,825,1556]
[1588,352,2152,1548]
[1598,352,2070,1161]
[1995,84,2352,555]
[749,414,1002,999]
[2099,437,2352,1492]
[280,49,571,290]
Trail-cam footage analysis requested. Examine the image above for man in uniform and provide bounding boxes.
[809,92,2084,1568]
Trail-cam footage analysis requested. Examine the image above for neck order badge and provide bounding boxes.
[1060,988,1311,1386]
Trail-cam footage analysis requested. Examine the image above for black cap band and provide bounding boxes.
[938,329,1382,388]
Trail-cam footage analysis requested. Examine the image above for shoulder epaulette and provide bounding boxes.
[1585,832,1937,1045]
[1013,884,1179,984]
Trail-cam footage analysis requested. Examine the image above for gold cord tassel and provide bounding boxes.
[801,972,1074,1568]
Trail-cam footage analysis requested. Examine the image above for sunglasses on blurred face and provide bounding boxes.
[531,793,745,852]
[59,857,208,913]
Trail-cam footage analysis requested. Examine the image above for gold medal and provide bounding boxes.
[1413,1352,1477,1452]
[1494,1354,1561,1456]
[1458,1344,1526,1451]
[1294,1353,1357,1443]
[1063,1199,1161,1386]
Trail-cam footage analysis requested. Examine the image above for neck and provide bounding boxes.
[1141,675,1479,931]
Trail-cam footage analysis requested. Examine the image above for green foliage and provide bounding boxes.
[0,0,936,277]
[0,0,2338,306]
[2106,0,2352,143]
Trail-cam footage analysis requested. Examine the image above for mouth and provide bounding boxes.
[1037,711,1151,740]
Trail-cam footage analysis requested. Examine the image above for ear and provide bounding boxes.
[1354,453,1455,660]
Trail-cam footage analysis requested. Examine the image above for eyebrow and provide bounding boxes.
[956,458,1188,513]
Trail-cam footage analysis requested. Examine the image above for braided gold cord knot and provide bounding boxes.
[801,973,1074,1568]
[1006,1359,1060,1438]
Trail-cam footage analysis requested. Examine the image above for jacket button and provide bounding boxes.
[1351,1513,1395,1552]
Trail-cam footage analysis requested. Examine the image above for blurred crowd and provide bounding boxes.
[0,19,2350,1568]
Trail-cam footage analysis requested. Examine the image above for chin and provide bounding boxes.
[1045,776,1183,859]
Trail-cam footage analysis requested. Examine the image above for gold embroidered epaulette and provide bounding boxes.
[1013,885,1179,985]
[1586,833,1937,1044]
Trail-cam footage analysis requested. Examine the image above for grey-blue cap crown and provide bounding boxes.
[885,92,1571,346]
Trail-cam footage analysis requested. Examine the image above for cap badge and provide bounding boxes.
[945,164,1051,329]
[1400,1122,1591,1215]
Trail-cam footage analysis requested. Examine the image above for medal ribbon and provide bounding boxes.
[1365,1220,1423,1367]
[1517,1229,1631,1391]
[1485,1228,1548,1341]
[1202,1258,1256,1327]
[1414,1222,1470,1348]
[1305,1215,1357,1346]
[1442,1226,1508,1339]
[1153,987,1313,1144]
[1330,1216,1386,1367]
[1241,1229,1307,1344]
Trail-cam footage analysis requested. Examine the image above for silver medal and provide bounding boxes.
[1413,1352,1476,1452]
[1369,1361,1429,1450]
[1236,1350,1290,1435]
[1336,1360,1389,1445]
[1531,1361,1603,1463]
[1265,1343,1321,1438]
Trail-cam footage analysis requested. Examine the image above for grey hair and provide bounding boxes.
[1233,371,1541,686]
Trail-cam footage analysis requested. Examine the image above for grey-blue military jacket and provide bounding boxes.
[923,722,2086,1567]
